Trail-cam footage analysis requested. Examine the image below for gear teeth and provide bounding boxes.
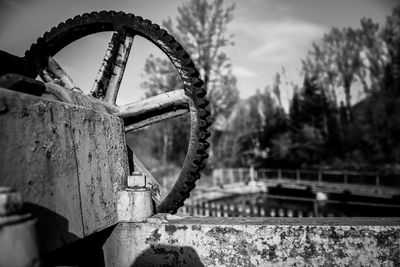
[194,154,208,165]
[191,77,204,87]
[199,131,211,140]
[198,141,210,151]
[196,163,206,171]
[189,171,201,180]
[199,108,210,119]
[184,182,196,191]
[179,191,191,199]
[196,88,207,98]
[151,24,160,31]
[200,118,211,130]
[199,99,209,108]
[143,19,152,26]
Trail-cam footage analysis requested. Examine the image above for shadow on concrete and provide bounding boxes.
[131,245,204,267]
[23,202,80,252]
[24,202,115,267]
[42,225,115,267]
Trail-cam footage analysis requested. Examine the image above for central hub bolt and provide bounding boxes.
[117,172,154,222]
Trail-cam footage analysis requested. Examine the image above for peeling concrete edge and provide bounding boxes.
[159,217,400,227]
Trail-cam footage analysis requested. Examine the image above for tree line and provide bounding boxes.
[130,1,400,175]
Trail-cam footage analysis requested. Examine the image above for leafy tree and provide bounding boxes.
[227,89,288,167]
[302,27,364,120]
[137,56,190,167]
[357,18,387,93]
[159,0,240,167]
[286,76,342,167]
[381,4,400,90]
[355,5,400,168]
[163,0,239,122]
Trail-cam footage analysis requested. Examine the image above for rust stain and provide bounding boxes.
[145,229,161,244]
[165,225,188,235]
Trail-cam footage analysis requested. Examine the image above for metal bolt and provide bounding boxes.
[0,187,23,216]
[127,172,146,188]
[117,172,153,222]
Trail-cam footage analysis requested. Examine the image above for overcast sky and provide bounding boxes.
[0,0,397,106]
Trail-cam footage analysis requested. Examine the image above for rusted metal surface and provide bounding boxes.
[40,56,75,90]
[103,217,400,266]
[0,87,129,251]
[117,89,190,131]
[91,31,134,103]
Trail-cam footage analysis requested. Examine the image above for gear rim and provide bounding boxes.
[25,10,211,214]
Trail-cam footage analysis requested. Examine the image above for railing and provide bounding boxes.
[210,168,400,188]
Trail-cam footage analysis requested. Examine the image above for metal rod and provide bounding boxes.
[44,56,75,89]
[91,31,134,103]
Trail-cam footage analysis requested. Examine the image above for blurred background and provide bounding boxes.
[1,0,399,217]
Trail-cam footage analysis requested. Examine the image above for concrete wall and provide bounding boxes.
[103,216,400,266]
[0,88,129,252]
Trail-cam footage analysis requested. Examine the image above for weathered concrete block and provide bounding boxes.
[103,217,400,266]
[0,88,129,252]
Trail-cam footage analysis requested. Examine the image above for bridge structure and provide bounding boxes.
[177,168,400,217]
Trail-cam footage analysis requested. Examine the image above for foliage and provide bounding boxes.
[135,3,400,174]
[163,0,239,122]
[161,0,240,167]
[138,0,239,169]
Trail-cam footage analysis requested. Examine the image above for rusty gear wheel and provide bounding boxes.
[25,11,211,214]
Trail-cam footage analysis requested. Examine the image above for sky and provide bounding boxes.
[0,0,398,107]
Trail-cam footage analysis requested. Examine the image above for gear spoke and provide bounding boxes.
[41,56,75,89]
[91,31,134,103]
[117,89,190,131]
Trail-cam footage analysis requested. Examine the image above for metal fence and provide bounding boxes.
[210,168,400,188]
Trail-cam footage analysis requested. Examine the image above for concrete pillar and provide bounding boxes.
[253,205,259,217]
[216,203,222,217]
[193,202,198,216]
[260,207,266,217]
[229,204,235,217]
[287,209,294,218]
[245,206,251,217]
[296,170,300,183]
[270,208,276,217]
[210,202,216,217]
[223,204,229,217]
[204,202,210,217]
[238,204,244,217]
[278,208,285,217]
[298,210,303,217]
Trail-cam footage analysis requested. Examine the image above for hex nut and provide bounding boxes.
[127,172,146,188]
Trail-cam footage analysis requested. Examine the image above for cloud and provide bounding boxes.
[231,18,327,62]
[232,65,259,78]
